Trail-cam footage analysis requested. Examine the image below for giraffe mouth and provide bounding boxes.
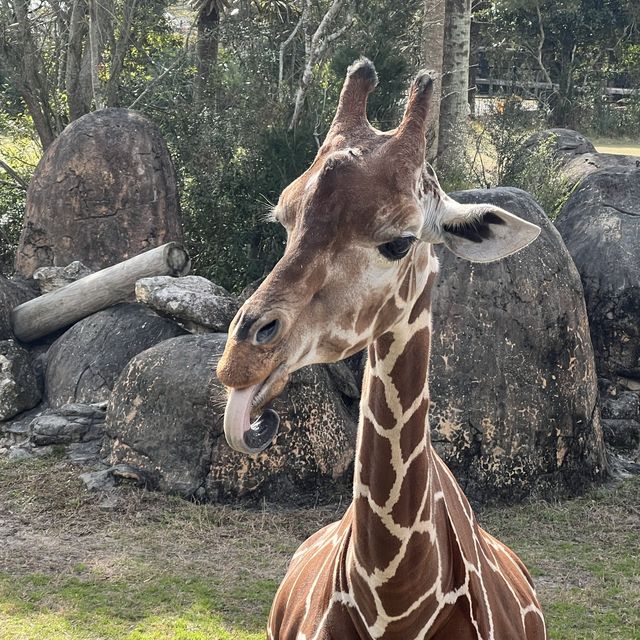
[223,365,288,455]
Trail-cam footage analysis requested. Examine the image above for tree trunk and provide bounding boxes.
[194,5,221,109]
[422,0,445,164]
[551,42,576,127]
[65,0,92,122]
[437,0,472,176]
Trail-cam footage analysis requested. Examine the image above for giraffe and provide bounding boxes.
[217,59,547,640]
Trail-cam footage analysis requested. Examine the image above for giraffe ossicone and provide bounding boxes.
[217,58,547,639]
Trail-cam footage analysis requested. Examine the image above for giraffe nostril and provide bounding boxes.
[255,319,281,345]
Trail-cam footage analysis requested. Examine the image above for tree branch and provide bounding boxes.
[0,159,28,190]
[128,51,188,109]
[289,0,353,131]
[278,3,305,102]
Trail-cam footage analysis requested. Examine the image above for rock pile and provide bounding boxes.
[2,117,635,505]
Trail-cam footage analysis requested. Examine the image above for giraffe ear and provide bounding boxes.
[425,201,541,263]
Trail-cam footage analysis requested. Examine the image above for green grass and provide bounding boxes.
[0,455,638,639]
[479,478,640,639]
[0,572,270,639]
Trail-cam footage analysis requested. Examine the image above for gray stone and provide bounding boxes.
[68,439,103,463]
[0,276,37,340]
[135,275,239,333]
[79,468,115,491]
[555,167,640,385]
[0,340,42,421]
[523,128,596,158]
[105,333,357,501]
[602,419,640,451]
[430,187,606,504]
[104,334,224,497]
[601,391,640,421]
[30,413,86,445]
[517,129,637,188]
[15,108,183,278]
[32,261,93,293]
[45,303,185,407]
[208,360,358,501]
[8,446,32,461]
[29,402,106,446]
[98,494,121,511]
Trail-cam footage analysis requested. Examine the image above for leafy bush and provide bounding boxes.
[457,98,570,219]
[503,136,572,220]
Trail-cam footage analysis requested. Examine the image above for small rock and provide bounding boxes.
[601,391,640,421]
[29,403,106,446]
[135,275,239,333]
[31,445,57,458]
[602,419,640,451]
[30,413,89,445]
[8,446,33,461]
[98,494,120,511]
[619,377,640,393]
[79,469,116,492]
[67,440,102,463]
[0,340,42,421]
[33,261,93,293]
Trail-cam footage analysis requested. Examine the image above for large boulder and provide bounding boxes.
[518,129,637,188]
[0,340,42,421]
[16,108,183,277]
[0,276,37,340]
[105,334,358,501]
[523,128,596,159]
[45,303,184,407]
[430,187,606,504]
[555,167,640,386]
[135,275,239,333]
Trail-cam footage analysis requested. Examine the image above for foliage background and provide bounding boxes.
[0,0,638,286]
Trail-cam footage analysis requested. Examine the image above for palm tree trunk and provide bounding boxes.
[194,5,221,110]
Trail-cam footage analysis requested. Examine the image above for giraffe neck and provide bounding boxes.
[349,267,443,634]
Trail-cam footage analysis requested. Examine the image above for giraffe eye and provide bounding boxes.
[378,236,416,261]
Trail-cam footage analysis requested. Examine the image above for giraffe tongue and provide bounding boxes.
[223,385,280,455]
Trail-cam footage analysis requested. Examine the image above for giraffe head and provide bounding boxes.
[217,59,540,454]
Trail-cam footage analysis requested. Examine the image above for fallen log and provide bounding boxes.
[11,243,190,342]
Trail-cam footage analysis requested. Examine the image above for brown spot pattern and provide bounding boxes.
[353,496,401,574]
[390,453,428,528]
[368,375,396,429]
[350,571,378,626]
[400,400,429,461]
[359,418,395,507]
[390,326,430,412]
[376,531,433,617]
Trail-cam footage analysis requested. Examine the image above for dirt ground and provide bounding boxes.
[0,454,638,639]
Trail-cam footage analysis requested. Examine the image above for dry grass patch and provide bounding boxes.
[0,454,638,639]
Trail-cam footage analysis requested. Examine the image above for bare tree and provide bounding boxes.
[422,0,445,164]
[288,0,354,131]
[0,0,153,150]
[437,0,472,173]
